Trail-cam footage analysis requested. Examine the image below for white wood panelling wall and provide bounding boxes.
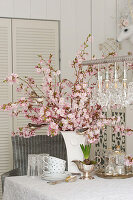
[0,0,132,77]
[92,0,117,57]
[60,0,92,81]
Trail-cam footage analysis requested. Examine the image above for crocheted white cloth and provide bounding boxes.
[3,176,133,200]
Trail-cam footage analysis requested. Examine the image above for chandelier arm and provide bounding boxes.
[82,56,133,66]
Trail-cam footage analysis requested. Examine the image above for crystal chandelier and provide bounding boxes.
[82,56,133,109]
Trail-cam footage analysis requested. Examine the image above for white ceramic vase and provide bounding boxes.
[61,131,85,173]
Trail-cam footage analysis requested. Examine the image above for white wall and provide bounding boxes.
[0,0,133,152]
[126,106,133,155]
[0,0,118,80]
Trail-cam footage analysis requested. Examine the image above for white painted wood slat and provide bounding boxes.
[46,0,61,20]
[30,0,47,19]
[60,0,77,81]
[12,19,59,135]
[75,0,91,55]
[0,0,13,18]
[13,0,30,18]
[0,18,12,200]
[92,0,105,58]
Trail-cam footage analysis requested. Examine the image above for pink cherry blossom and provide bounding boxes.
[44,68,50,74]
[88,35,93,42]
[79,74,83,80]
[57,108,65,117]
[125,156,133,166]
[1,34,133,138]
[54,70,61,76]
[39,107,44,116]
[83,83,87,89]
[36,68,42,73]
[97,121,103,128]
[5,73,18,84]
[46,76,52,83]
[76,84,81,90]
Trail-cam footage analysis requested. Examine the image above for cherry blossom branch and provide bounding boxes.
[18,77,38,95]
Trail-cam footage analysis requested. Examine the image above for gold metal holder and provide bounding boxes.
[72,160,95,180]
[96,170,133,179]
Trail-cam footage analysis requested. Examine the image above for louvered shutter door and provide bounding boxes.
[0,19,12,199]
[12,19,59,135]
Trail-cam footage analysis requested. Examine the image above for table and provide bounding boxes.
[3,176,133,200]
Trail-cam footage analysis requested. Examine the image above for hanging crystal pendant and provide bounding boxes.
[90,61,133,109]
